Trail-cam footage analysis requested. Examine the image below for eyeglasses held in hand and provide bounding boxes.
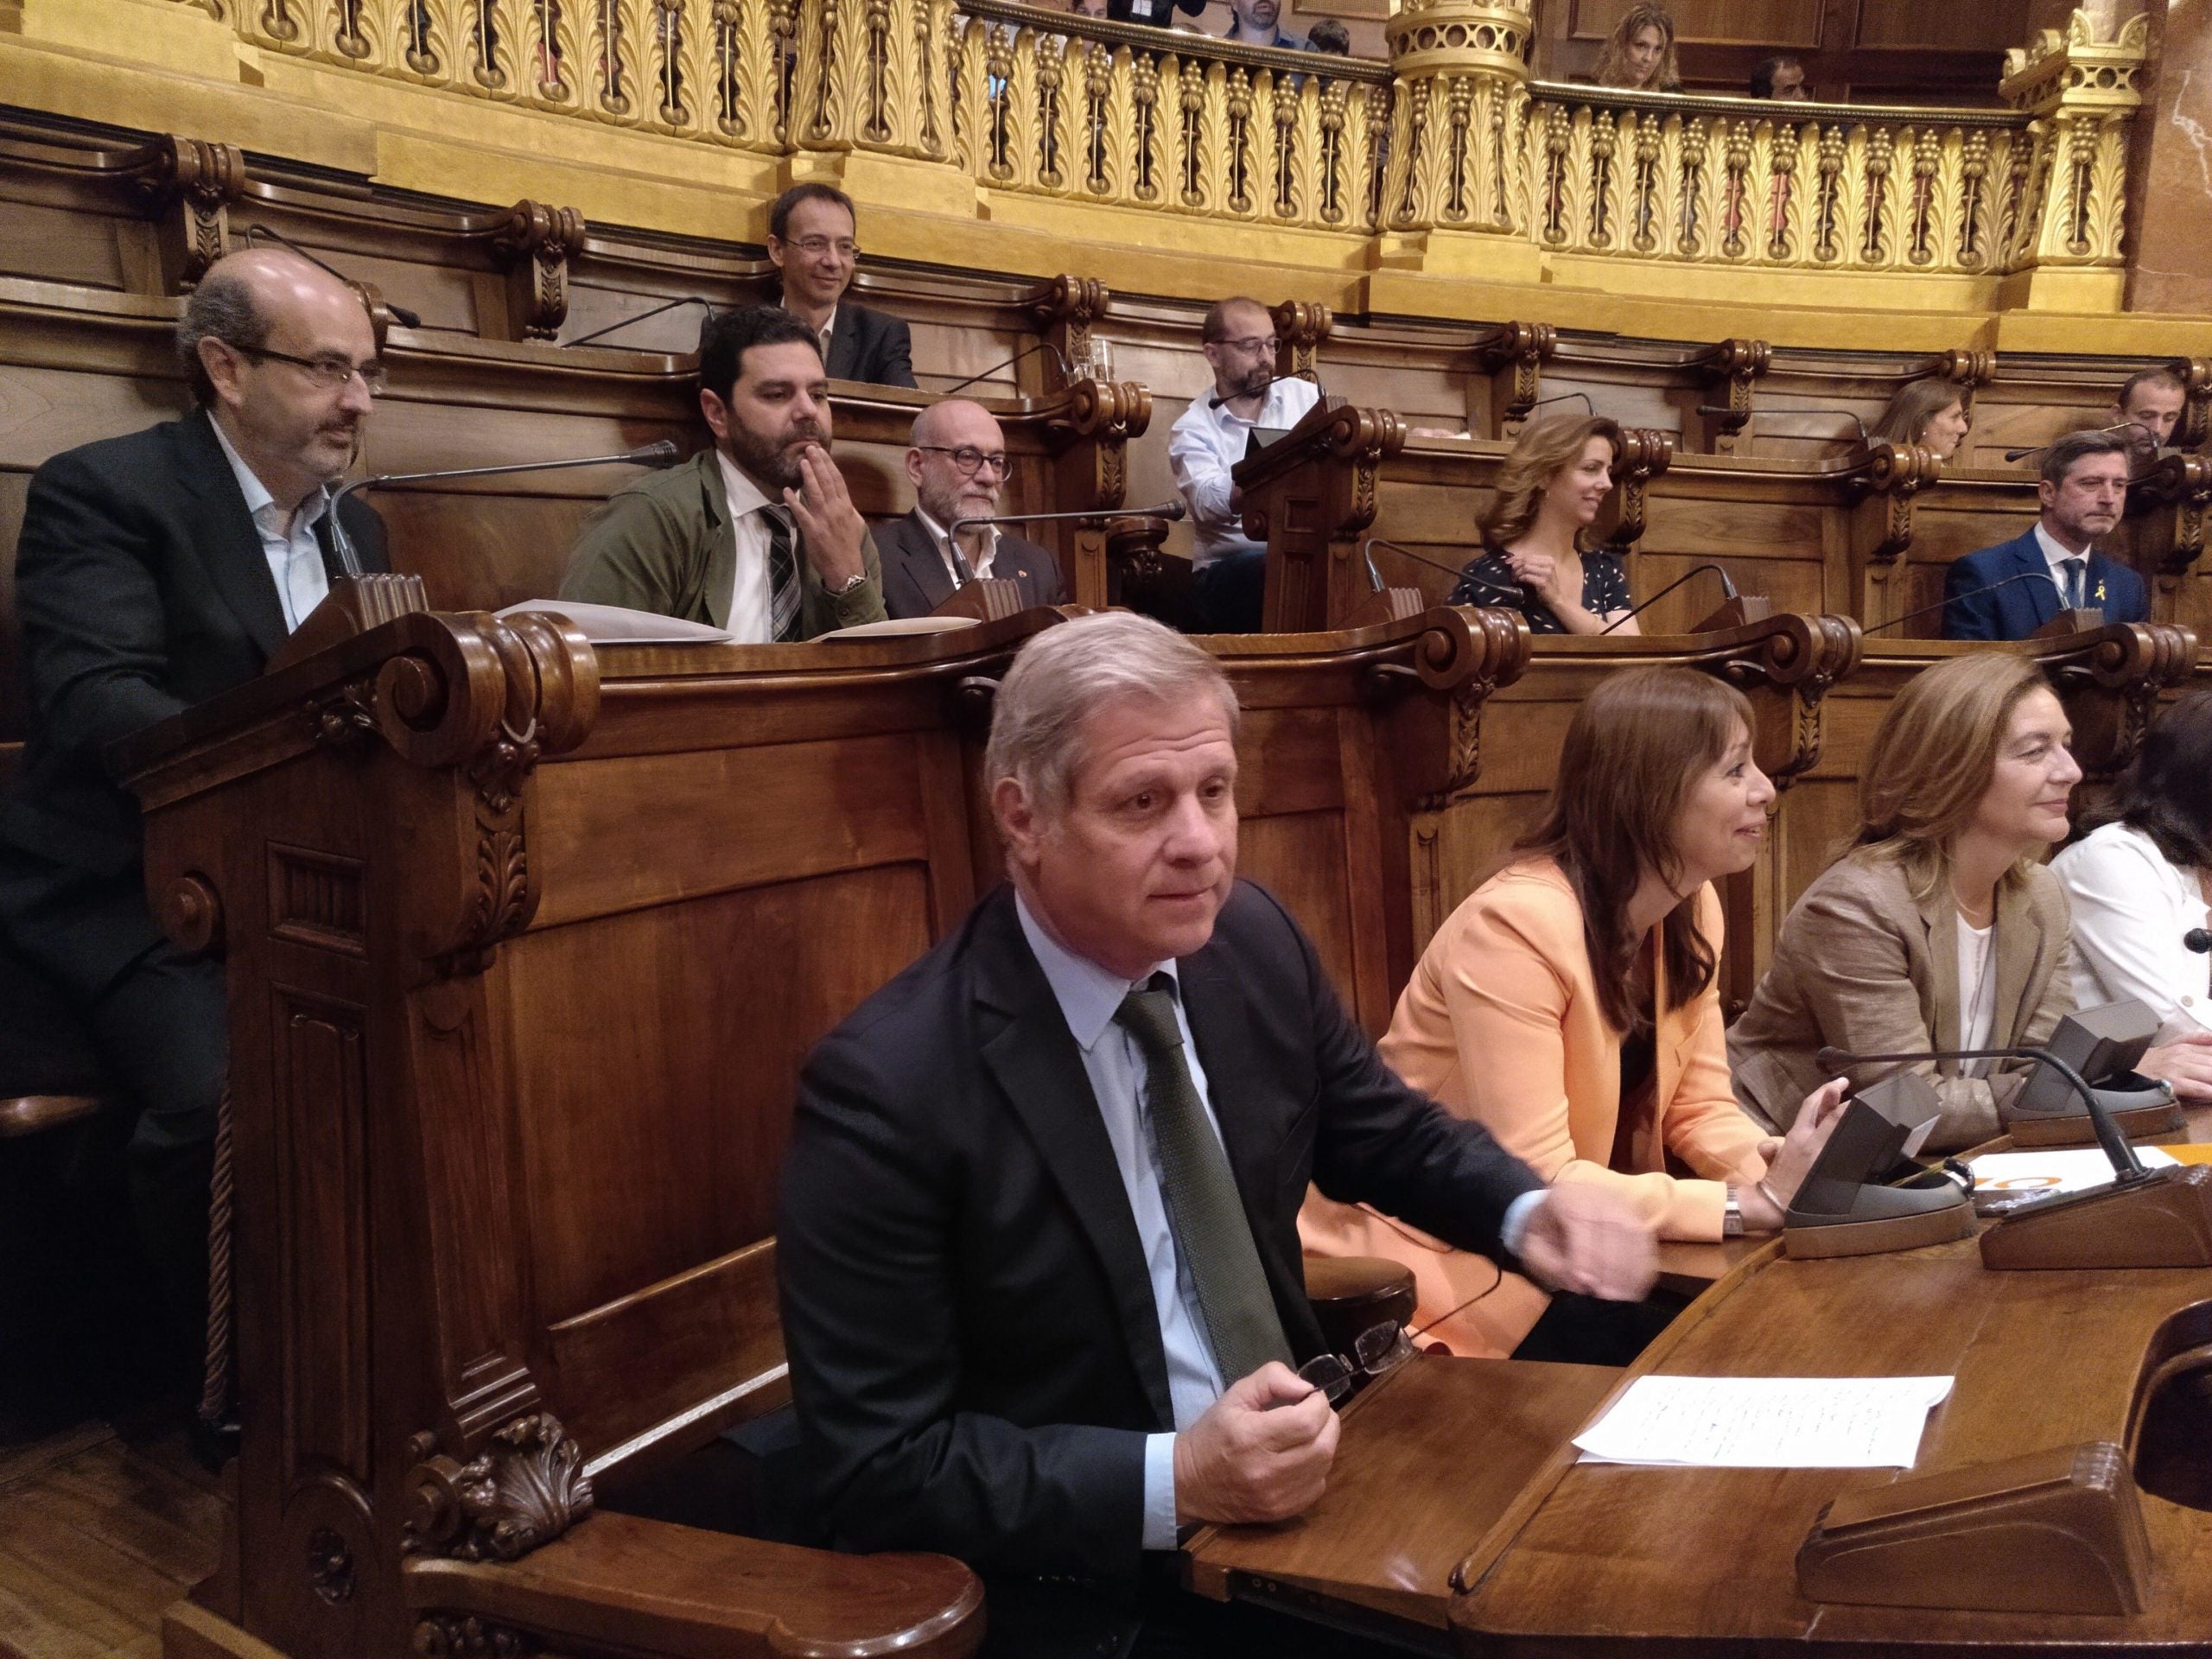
[241,345,389,396]
[915,444,1010,477]
[1290,1259,1506,1407]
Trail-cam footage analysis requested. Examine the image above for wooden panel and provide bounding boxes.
[1568,0,1823,48]
[1238,809,1358,1012]
[1854,2,2033,51]
[0,200,130,290]
[505,860,935,1323]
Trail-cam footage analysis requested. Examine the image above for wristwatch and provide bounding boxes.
[1722,1185,1745,1237]
[829,571,869,597]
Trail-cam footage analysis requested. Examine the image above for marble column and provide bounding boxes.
[2123,2,2212,314]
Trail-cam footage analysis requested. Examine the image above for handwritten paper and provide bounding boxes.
[1573,1375,1955,1468]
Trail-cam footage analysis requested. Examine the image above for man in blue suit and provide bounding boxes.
[1942,429,2147,640]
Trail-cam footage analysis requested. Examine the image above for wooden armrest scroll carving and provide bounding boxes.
[404,1511,985,1659]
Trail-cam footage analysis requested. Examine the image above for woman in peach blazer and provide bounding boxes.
[1303,668,1844,1362]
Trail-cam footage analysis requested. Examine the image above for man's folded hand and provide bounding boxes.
[1517,1184,1659,1302]
[1173,1361,1338,1527]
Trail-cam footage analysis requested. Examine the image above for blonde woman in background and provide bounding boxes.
[1873,378,1974,461]
[1447,413,1637,634]
[1594,4,1682,92]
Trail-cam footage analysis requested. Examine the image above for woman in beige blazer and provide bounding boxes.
[1303,668,1846,1362]
[1731,653,2108,1151]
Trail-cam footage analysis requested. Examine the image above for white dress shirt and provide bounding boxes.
[2033,521,2098,611]
[915,507,1000,583]
[209,416,331,633]
[1956,916,1998,1074]
[1013,890,1542,1550]
[1167,378,1321,565]
[2052,821,2212,1042]
[714,448,796,644]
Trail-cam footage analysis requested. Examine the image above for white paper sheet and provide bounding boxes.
[1573,1375,1955,1468]
[1967,1146,2177,1198]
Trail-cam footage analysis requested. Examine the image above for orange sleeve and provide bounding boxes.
[1662,892,1771,1192]
[1437,887,1734,1242]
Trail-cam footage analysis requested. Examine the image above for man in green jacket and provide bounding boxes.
[561,305,887,638]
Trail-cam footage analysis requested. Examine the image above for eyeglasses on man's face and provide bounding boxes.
[239,345,389,396]
[784,235,860,261]
[1219,335,1281,358]
[916,443,1010,478]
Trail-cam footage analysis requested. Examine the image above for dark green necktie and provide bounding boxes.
[1115,973,1294,1384]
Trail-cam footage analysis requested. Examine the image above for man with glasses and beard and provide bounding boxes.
[877,398,1066,619]
[0,247,390,1430]
[1166,296,1320,632]
[561,305,886,639]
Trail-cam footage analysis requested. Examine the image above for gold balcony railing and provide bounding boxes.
[206,0,2148,292]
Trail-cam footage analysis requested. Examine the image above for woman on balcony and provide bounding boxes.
[1446,413,1638,634]
[1594,4,1682,93]
[1300,668,1846,1362]
[1873,378,1974,461]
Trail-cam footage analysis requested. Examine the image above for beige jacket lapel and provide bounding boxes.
[1915,879,1961,1076]
[1990,875,2043,1048]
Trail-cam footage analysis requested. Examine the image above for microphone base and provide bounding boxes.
[930,577,1031,625]
[1783,1180,1974,1260]
[2005,1092,2185,1149]
[1980,1164,2212,1271]
[1691,594,1774,633]
[1796,1440,2150,1616]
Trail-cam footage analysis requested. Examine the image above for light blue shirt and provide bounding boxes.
[1013,891,1547,1551]
[208,412,331,633]
[1015,893,1227,1551]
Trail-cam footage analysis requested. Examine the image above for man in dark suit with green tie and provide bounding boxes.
[0,248,390,1398]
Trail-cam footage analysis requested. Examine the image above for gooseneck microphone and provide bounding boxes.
[937,340,1076,397]
[1210,370,1326,410]
[564,296,717,349]
[1599,562,1738,635]
[2004,420,2156,463]
[1522,391,1596,418]
[1817,1042,2147,1184]
[943,499,1185,588]
[1357,537,1526,605]
[1857,569,2050,638]
[327,442,682,576]
[1697,404,1869,444]
[245,225,423,330]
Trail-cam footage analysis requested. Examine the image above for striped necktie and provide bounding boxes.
[1115,973,1294,1385]
[765,508,802,642]
[2060,557,2087,611]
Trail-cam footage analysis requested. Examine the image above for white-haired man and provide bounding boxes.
[778,611,1656,1656]
[876,398,1065,618]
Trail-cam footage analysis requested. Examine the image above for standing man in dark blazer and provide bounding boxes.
[766,183,918,391]
[878,398,1065,618]
[1942,429,2148,640]
[0,247,389,1397]
[778,612,1657,1657]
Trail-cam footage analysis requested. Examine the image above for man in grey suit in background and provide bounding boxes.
[766,183,918,391]
[877,398,1066,619]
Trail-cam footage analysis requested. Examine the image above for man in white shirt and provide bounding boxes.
[1941,429,2148,639]
[1166,296,1321,632]
[876,398,1065,618]
[0,247,391,1428]
[561,306,887,638]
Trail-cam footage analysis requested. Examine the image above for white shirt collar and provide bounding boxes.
[1014,889,1179,1052]
[207,410,330,532]
[714,446,783,524]
[916,505,999,576]
[2033,519,2092,573]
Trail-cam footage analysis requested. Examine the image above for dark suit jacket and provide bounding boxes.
[777,880,1544,1648]
[824,301,917,390]
[1940,529,2148,641]
[0,410,387,992]
[874,509,1066,619]
[1107,0,1205,23]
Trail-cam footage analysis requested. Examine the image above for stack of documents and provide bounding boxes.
[1573,1375,1955,1468]
[1967,1146,2177,1199]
